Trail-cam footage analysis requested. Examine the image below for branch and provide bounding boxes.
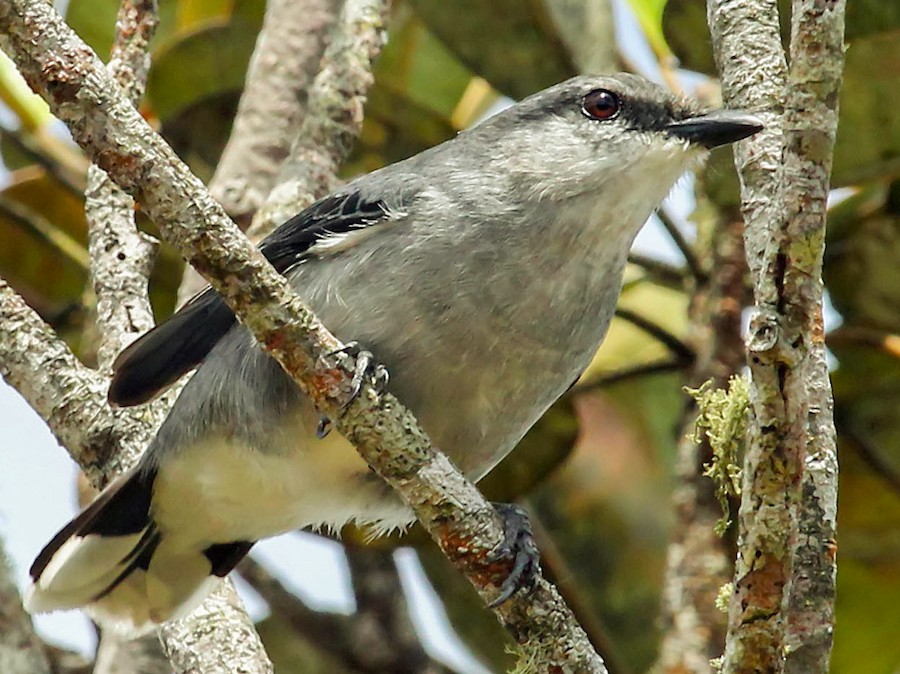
[158,580,273,674]
[657,206,704,283]
[1,124,87,197]
[0,277,127,480]
[779,4,844,669]
[249,0,392,237]
[93,629,169,674]
[570,359,685,394]
[0,1,608,670]
[82,1,273,671]
[626,252,688,291]
[0,279,267,674]
[209,0,340,225]
[614,307,695,364]
[0,541,52,674]
[707,0,844,671]
[178,0,359,300]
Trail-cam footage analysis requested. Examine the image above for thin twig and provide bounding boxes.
[0,193,89,269]
[2,121,88,199]
[657,206,704,283]
[571,359,686,395]
[627,252,688,290]
[614,307,695,364]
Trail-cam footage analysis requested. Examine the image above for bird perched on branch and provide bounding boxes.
[26,73,761,634]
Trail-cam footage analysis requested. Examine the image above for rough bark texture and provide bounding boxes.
[0,277,125,481]
[655,219,748,673]
[87,0,159,376]
[706,0,845,672]
[158,581,274,674]
[209,0,340,225]
[0,546,51,674]
[85,2,273,671]
[249,0,392,238]
[779,0,843,669]
[0,2,608,670]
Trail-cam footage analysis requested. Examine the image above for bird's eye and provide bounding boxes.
[582,89,620,121]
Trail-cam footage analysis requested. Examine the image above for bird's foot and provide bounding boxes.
[317,342,389,438]
[487,503,541,608]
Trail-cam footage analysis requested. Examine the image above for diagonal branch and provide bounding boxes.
[83,1,273,672]
[0,277,123,481]
[0,1,609,670]
[614,307,695,364]
[657,206,704,283]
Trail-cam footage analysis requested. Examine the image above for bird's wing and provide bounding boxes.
[108,188,408,407]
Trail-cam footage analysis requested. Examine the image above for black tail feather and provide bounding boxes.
[108,288,235,407]
[30,466,156,581]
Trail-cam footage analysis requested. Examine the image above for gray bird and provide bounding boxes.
[25,73,761,633]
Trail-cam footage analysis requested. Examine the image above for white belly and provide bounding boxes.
[151,426,414,546]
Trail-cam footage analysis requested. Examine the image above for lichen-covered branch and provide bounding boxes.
[706,0,844,671]
[250,0,392,237]
[209,0,340,225]
[0,2,608,670]
[779,0,844,669]
[155,580,272,674]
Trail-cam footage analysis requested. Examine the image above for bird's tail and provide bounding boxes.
[24,466,253,635]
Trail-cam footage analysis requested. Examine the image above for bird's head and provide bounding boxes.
[471,73,763,209]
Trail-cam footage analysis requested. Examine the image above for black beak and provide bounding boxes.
[666,110,764,149]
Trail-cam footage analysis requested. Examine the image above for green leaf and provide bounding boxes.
[0,168,88,316]
[626,0,673,59]
[0,51,52,131]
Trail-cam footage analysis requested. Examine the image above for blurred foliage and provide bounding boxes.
[0,0,896,671]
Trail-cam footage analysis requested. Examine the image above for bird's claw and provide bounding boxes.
[337,342,389,410]
[317,342,389,438]
[487,503,541,608]
[316,414,333,439]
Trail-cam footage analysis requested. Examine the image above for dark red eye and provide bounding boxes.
[582,89,620,121]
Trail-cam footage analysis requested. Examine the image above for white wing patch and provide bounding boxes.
[307,205,407,257]
[24,531,146,613]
